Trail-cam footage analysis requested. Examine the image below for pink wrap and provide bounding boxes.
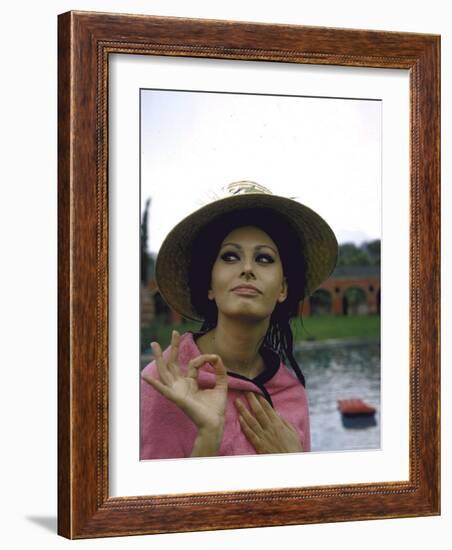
[140,332,311,459]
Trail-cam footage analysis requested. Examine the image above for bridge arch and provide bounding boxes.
[309,289,333,315]
[342,286,368,315]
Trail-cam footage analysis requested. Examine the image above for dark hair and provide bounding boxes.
[188,208,307,387]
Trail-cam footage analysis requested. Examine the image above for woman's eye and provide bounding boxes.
[256,253,274,264]
[220,251,239,262]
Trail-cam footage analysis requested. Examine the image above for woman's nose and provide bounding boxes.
[240,256,255,277]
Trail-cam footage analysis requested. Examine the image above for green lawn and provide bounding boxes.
[141,320,203,351]
[141,315,380,351]
[292,314,380,341]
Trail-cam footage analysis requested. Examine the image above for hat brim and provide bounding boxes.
[155,194,338,321]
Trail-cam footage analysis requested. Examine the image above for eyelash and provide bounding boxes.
[220,251,275,264]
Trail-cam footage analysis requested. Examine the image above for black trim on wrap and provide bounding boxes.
[192,332,282,407]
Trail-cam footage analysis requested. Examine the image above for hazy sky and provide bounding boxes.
[141,89,381,254]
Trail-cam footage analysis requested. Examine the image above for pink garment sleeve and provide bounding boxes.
[140,360,198,459]
[301,390,311,452]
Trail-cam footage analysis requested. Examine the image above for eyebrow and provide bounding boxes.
[220,242,279,255]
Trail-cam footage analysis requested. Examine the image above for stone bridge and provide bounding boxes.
[141,265,380,325]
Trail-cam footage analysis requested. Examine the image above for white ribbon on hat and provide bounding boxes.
[196,180,299,207]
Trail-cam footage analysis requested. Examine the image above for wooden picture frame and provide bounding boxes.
[58,11,440,538]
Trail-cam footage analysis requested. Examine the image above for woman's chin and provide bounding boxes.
[221,307,271,323]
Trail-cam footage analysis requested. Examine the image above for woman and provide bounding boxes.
[141,181,338,459]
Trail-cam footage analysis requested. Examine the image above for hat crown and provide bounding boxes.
[225,180,272,196]
[156,179,338,321]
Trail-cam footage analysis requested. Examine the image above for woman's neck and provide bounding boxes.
[197,315,269,379]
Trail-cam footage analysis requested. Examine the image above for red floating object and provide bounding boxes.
[337,399,376,417]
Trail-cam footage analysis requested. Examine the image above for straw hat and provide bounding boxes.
[155,181,338,321]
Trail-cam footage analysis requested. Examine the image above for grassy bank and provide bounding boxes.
[142,315,380,351]
[292,314,380,342]
[141,320,202,351]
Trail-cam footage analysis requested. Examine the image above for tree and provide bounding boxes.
[337,240,380,267]
[365,239,381,265]
[140,198,153,283]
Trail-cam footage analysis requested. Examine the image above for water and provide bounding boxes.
[295,341,380,453]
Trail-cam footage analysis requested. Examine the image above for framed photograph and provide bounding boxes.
[58,11,440,538]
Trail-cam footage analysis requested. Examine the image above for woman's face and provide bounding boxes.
[207,225,288,322]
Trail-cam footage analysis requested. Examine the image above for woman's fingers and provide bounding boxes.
[151,341,174,385]
[236,393,302,454]
[257,393,282,423]
[246,392,271,428]
[235,398,264,437]
[186,354,220,380]
[186,354,228,393]
[209,355,228,390]
[238,413,263,452]
[149,332,181,385]
[167,330,181,378]
[141,370,174,400]
[168,330,180,363]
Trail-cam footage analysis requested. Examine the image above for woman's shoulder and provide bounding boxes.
[178,331,201,365]
[266,357,307,393]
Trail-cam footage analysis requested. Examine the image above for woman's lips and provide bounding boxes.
[231,285,261,296]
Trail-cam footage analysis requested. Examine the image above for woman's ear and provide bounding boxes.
[278,277,288,303]
[207,287,215,301]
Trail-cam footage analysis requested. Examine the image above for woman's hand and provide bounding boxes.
[141,330,228,456]
[235,392,303,454]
